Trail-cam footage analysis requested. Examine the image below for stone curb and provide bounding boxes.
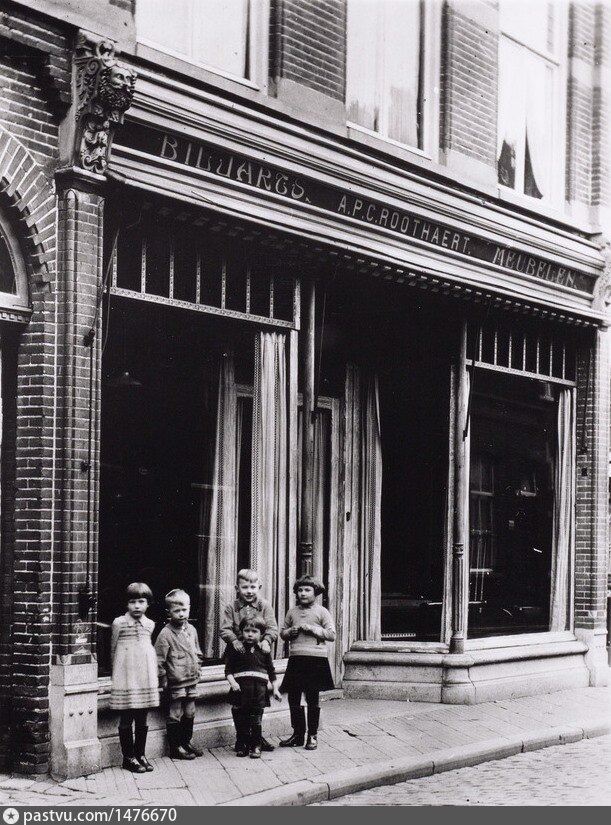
[219,718,611,806]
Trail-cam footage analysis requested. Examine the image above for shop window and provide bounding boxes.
[497,0,566,202]
[468,370,573,638]
[345,0,438,154]
[97,295,291,673]
[136,0,268,87]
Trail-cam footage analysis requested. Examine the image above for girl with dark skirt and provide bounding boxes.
[279,575,336,750]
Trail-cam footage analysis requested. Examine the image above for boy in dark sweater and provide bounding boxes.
[225,616,282,758]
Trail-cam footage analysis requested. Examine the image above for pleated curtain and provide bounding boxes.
[549,387,575,632]
[342,364,383,646]
[358,371,382,641]
[201,352,241,659]
[250,332,288,638]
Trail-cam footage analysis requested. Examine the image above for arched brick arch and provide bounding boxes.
[0,127,55,284]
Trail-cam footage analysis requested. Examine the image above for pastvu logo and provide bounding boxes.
[3,809,19,824]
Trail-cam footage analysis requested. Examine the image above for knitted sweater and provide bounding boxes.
[280,604,336,658]
[220,597,278,647]
[225,644,277,683]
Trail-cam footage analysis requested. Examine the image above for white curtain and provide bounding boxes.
[201,352,240,658]
[250,332,288,633]
[550,388,575,632]
[358,372,382,641]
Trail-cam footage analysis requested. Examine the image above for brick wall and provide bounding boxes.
[592,3,610,214]
[574,329,609,631]
[566,3,596,208]
[0,3,68,774]
[271,0,346,101]
[441,1,497,169]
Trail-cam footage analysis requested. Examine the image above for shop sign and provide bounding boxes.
[116,123,596,295]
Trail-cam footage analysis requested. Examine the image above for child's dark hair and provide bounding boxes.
[126,582,153,604]
[239,615,266,633]
[292,574,325,597]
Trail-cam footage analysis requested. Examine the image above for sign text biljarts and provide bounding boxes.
[117,124,595,295]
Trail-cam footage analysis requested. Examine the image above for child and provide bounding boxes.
[279,575,336,751]
[110,582,159,773]
[225,616,282,758]
[155,589,204,760]
[220,568,278,751]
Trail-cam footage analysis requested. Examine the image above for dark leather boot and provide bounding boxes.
[305,706,320,750]
[167,721,195,760]
[119,726,146,773]
[250,722,262,759]
[279,706,305,747]
[134,725,153,771]
[181,716,204,757]
[260,736,275,752]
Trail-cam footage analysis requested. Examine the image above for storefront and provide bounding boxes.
[49,54,598,762]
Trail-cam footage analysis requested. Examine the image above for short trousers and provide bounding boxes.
[169,684,198,701]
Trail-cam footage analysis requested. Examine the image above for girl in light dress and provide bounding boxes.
[110,582,159,773]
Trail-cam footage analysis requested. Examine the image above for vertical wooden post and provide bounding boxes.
[450,321,469,654]
[299,278,316,576]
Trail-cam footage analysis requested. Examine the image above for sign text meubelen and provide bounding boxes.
[116,124,594,295]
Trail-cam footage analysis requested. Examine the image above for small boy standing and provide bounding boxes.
[220,568,279,752]
[155,589,204,760]
[226,616,282,758]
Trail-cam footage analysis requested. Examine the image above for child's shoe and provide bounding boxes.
[249,745,261,759]
[134,725,154,771]
[167,721,195,760]
[305,706,320,750]
[119,727,146,773]
[236,741,249,757]
[279,707,305,747]
[181,717,204,757]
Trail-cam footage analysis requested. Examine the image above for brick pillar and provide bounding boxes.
[49,169,105,779]
[574,327,610,686]
[440,0,498,189]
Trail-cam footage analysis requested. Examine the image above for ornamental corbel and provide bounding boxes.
[73,33,137,175]
[592,242,611,313]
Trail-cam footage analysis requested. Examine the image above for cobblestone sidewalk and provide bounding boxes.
[0,686,609,807]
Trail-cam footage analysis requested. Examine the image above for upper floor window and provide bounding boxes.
[497,1,567,203]
[345,0,438,154]
[136,0,267,87]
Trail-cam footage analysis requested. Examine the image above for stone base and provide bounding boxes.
[574,628,609,686]
[343,637,591,704]
[50,663,101,779]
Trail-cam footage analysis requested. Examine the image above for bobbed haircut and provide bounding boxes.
[292,575,325,597]
[126,582,153,604]
[236,568,259,584]
[165,588,190,608]
[239,615,266,633]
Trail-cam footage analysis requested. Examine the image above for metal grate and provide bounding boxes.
[111,211,300,329]
[467,321,576,386]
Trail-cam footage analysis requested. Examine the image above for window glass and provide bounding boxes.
[137,0,191,56]
[499,0,553,54]
[468,372,559,638]
[137,0,260,82]
[193,0,250,78]
[346,0,424,149]
[497,1,563,201]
